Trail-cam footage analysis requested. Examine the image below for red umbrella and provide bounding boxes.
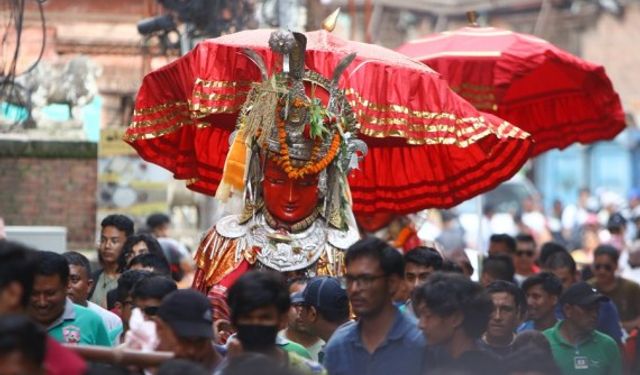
[125,29,533,214]
[396,26,625,156]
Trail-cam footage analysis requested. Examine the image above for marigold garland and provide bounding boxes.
[270,100,342,179]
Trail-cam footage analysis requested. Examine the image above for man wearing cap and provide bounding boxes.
[543,282,622,375]
[297,277,351,362]
[155,289,224,372]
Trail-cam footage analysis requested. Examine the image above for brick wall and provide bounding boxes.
[0,141,98,250]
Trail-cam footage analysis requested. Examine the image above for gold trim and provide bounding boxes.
[346,89,481,123]
[190,103,244,114]
[133,101,188,116]
[192,91,249,101]
[129,110,191,128]
[359,126,494,147]
[124,121,212,142]
[194,78,253,88]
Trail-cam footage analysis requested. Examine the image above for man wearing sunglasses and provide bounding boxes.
[323,237,426,375]
[131,275,177,321]
[589,245,640,332]
[513,234,539,285]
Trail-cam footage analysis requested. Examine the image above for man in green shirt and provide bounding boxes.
[543,282,622,375]
[29,251,111,346]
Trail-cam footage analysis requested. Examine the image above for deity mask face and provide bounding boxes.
[262,157,319,224]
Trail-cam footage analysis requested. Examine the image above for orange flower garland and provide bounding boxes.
[270,100,342,179]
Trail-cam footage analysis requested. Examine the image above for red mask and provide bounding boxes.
[263,158,319,225]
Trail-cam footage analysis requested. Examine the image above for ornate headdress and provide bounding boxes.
[215,28,367,231]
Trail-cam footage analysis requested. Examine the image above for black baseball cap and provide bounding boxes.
[607,213,627,230]
[560,282,609,306]
[157,289,213,339]
[302,277,348,312]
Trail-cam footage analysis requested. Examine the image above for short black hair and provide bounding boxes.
[515,233,536,246]
[118,233,167,272]
[594,244,620,264]
[227,271,290,325]
[482,254,515,283]
[404,247,443,270]
[521,272,563,296]
[146,213,171,230]
[101,214,135,237]
[116,270,152,303]
[63,251,92,276]
[440,259,464,274]
[0,314,46,367]
[544,251,577,274]
[128,253,171,277]
[345,237,404,277]
[486,280,526,316]
[538,242,567,266]
[35,251,69,285]
[413,272,493,339]
[0,240,39,308]
[132,275,177,301]
[489,234,516,253]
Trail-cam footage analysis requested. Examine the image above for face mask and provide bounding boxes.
[235,324,279,352]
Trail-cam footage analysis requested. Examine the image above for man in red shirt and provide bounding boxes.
[0,239,86,375]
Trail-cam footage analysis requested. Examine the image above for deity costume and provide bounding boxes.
[189,29,367,323]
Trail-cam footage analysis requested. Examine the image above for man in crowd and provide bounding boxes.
[478,281,526,358]
[297,277,350,363]
[519,272,563,332]
[414,272,496,374]
[226,271,325,374]
[544,251,623,344]
[63,251,123,344]
[155,289,224,372]
[513,234,539,284]
[29,251,111,346]
[91,214,134,308]
[282,278,321,360]
[400,246,443,317]
[480,254,515,287]
[488,234,517,257]
[589,244,640,332]
[323,237,425,375]
[112,269,152,340]
[0,240,86,374]
[131,275,177,320]
[544,282,622,375]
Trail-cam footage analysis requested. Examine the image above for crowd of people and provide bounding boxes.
[1,190,640,374]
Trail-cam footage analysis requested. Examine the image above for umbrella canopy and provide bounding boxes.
[125,29,533,214]
[397,26,626,156]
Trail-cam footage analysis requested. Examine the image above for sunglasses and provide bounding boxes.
[594,264,613,272]
[516,250,535,258]
[141,306,159,316]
